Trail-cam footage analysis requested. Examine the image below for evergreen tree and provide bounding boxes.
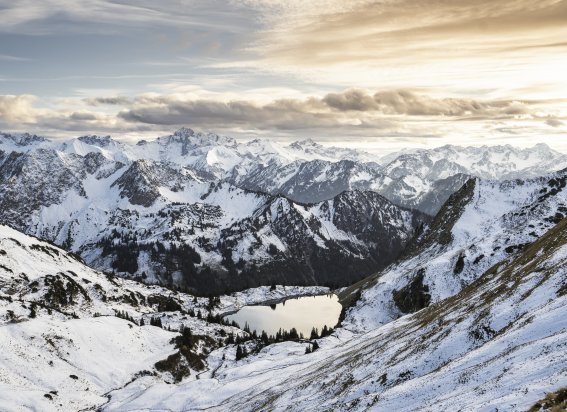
[310,327,319,340]
[289,328,299,340]
[260,330,269,345]
[235,345,244,361]
[29,302,37,319]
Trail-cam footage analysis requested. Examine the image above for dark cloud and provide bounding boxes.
[69,112,98,121]
[84,97,132,106]
[325,89,541,117]
[116,89,542,132]
[1,90,561,142]
[110,89,552,130]
[118,98,340,130]
[323,89,378,111]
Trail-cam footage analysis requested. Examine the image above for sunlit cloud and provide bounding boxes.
[2,90,565,153]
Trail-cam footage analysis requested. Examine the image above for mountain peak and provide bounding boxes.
[532,142,553,152]
[77,134,114,147]
[173,127,195,138]
[289,138,320,149]
[0,132,47,146]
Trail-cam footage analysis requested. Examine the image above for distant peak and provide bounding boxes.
[78,135,113,147]
[289,138,320,149]
[533,142,551,150]
[173,127,195,138]
[0,132,47,146]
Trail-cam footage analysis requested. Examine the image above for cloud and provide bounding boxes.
[69,112,98,121]
[113,89,552,134]
[322,89,379,111]
[0,54,30,62]
[0,0,257,34]
[1,90,563,146]
[0,94,130,133]
[322,89,535,117]
[119,89,539,125]
[118,98,340,130]
[84,96,133,106]
[214,0,567,95]
[0,95,38,123]
[246,0,567,65]
[545,118,564,127]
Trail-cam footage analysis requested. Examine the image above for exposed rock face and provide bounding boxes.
[111,160,163,207]
[0,149,86,227]
[392,268,431,313]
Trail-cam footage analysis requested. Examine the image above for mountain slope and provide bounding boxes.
[0,224,329,411]
[104,176,567,411]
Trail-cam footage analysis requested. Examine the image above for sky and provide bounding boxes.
[1,0,566,153]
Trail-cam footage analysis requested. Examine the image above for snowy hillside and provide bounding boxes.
[103,169,567,412]
[0,224,328,411]
[340,169,567,332]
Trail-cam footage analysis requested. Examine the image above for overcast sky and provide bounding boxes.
[1,0,566,152]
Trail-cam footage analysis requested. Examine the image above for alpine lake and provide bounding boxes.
[224,294,342,337]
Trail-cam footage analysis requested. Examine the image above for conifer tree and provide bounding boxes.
[235,345,244,360]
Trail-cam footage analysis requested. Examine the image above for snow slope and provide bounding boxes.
[0,224,328,411]
[105,172,567,412]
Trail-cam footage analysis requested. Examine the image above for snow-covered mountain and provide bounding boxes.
[231,142,567,213]
[1,129,566,293]
[3,162,567,411]
[383,143,567,180]
[3,129,565,215]
[0,132,428,293]
[103,167,567,412]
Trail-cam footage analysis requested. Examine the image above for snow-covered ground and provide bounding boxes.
[0,224,333,411]
[103,174,567,412]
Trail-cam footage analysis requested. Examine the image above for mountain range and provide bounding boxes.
[1,129,566,294]
[1,163,566,410]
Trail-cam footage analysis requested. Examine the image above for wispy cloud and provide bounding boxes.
[0,0,256,34]
[0,54,30,62]
[219,0,567,96]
